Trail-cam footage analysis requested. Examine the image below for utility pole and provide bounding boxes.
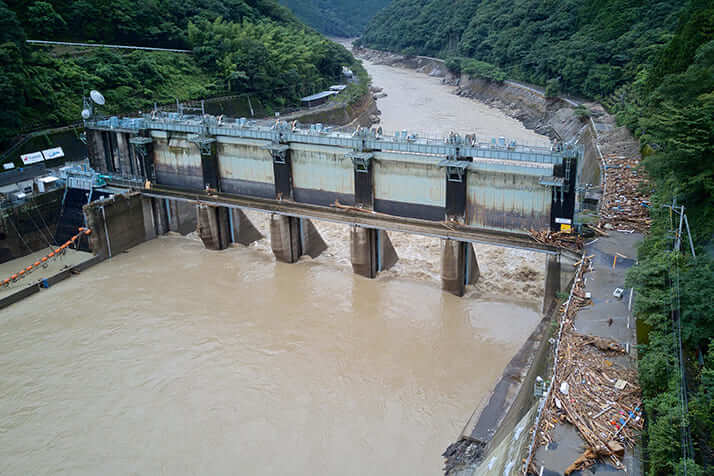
[664,200,697,258]
[663,199,697,474]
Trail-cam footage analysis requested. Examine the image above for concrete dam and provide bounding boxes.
[81,112,580,302]
[0,61,584,475]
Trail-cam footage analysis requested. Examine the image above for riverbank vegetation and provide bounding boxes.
[0,0,365,148]
[622,2,714,472]
[361,0,714,473]
[359,0,685,100]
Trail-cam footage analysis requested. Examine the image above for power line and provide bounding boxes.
[26,40,192,53]
[5,213,33,254]
[664,200,697,474]
[30,192,59,247]
[26,197,55,250]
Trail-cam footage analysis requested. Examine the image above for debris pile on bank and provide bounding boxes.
[442,438,486,474]
[529,229,583,252]
[528,258,643,474]
[598,154,651,233]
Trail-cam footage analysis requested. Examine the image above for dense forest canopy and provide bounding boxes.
[622,3,714,472]
[5,0,297,49]
[0,0,364,147]
[359,0,686,100]
[361,0,714,473]
[277,0,390,37]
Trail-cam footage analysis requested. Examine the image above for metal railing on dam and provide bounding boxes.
[83,111,582,244]
[86,114,577,165]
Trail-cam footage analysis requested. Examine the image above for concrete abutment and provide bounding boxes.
[84,192,154,258]
[440,239,480,296]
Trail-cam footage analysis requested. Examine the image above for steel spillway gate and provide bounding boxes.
[85,114,582,235]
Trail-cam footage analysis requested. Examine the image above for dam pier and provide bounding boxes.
[0,50,585,476]
[80,111,581,300]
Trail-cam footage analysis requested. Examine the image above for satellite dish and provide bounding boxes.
[90,90,105,105]
[81,108,91,120]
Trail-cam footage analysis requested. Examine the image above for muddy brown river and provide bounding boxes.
[0,56,548,475]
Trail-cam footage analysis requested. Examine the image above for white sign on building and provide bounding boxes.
[20,151,44,165]
[42,147,64,160]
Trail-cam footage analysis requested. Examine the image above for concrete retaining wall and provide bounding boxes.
[0,188,63,264]
[282,93,378,128]
[0,255,104,311]
[445,252,579,474]
[84,192,154,258]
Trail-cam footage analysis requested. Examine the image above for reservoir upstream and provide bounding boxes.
[0,57,549,475]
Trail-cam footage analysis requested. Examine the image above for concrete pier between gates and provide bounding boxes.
[270,214,327,263]
[197,206,264,251]
[229,209,263,246]
[197,205,231,251]
[146,198,197,237]
[350,226,399,279]
[440,239,480,296]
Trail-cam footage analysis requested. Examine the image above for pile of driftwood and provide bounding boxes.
[442,438,485,474]
[531,258,643,474]
[530,229,584,252]
[599,154,651,233]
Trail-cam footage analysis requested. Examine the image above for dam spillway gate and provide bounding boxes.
[82,113,581,301]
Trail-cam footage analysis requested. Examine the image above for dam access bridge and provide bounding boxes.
[81,111,581,303]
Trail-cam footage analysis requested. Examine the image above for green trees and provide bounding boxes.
[6,0,297,49]
[277,0,390,37]
[444,56,506,82]
[25,2,66,37]
[362,0,714,472]
[188,18,354,103]
[621,2,714,472]
[0,1,28,142]
[0,0,365,147]
[361,0,685,100]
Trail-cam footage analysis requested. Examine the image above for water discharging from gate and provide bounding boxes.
[0,57,549,475]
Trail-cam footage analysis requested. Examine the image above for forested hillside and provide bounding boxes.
[622,1,714,473]
[359,0,685,99]
[0,0,363,147]
[277,0,390,37]
[362,1,714,473]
